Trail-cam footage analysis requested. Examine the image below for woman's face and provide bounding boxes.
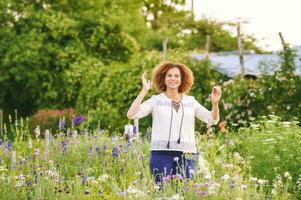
[164,67,181,90]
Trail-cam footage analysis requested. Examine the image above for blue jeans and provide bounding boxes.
[149,151,195,185]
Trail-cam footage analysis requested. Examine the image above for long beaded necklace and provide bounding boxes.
[172,100,181,112]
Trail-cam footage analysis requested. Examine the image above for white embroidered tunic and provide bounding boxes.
[130,93,219,153]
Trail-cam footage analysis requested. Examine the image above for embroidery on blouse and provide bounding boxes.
[172,100,180,112]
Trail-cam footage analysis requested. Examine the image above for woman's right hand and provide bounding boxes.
[141,71,152,91]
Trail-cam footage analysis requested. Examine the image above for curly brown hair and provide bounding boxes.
[152,61,194,93]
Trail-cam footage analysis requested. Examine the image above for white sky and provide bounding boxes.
[186,0,301,51]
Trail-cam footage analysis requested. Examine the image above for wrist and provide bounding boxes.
[212,101,219,106]
[142,88,149,93]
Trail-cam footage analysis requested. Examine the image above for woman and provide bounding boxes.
[127,61,221,185]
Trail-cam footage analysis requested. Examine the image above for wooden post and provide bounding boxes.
[205,35,211,59]
[279,32,287,49]
[0,109,3,138]
[237,22,245,76]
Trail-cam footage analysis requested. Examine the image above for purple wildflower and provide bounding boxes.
[33,169,38,184]
[0,139,3,146]
[133,125,137,135]
[61,141,67,155]
[5,142,11,151]
[125,133,130,143]
[112,146,118,157]
[73,115,85,126]
[201,191,207,196]
[95,147,100,155]
[58,119,66,130]
[103,145,107,151]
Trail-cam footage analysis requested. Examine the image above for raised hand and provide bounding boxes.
[141,71,152,91]
[211,86,222,104]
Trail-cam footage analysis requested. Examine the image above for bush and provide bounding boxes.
[232,116,301,195]
[221,46,301,126]
[29,108,76,131]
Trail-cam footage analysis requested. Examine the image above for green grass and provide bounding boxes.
[0,116,300,199]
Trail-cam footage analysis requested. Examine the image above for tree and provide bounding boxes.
[141,0,190,54]
[183,19,262,52]
[0,0,141,117]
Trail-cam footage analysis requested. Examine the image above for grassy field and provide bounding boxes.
[0,115,300,199]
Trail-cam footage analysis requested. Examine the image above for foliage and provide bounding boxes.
[141,0,189,49]
[232,116,301,198]
[220,46,301,126]
[0,0,141,117]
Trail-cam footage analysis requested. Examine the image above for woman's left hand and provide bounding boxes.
[211,86,222,104]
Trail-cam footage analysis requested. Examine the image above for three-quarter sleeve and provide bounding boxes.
[129,96,154,119]
[193,97,219,126]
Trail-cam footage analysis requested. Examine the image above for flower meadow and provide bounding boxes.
[0,115,301,199]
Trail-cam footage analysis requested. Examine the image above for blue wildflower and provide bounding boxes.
[133,125,137,135]
[95,147,100,155]
[73,115,85,126]
[5,142,11,151]
[112,146,118,157]
[125,133,130,142]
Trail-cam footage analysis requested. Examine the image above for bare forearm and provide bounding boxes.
[211,102,219,121]
[127,89,149,118]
